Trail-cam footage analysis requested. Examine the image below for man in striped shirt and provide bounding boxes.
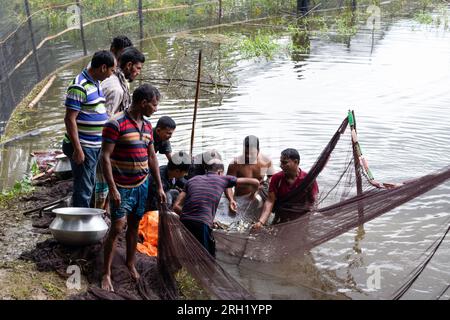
[62,50,116,208]
[101,84,166,292]
[173,159,259,257]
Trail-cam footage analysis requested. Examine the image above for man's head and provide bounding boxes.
[132,84,161,117]
[205,158,225,174]
[243,135,259,164]
[201,149,222,166]
[90,50,116,81]
[155,116,176,141]
[119,47,145,82]
[110,35,133,58]
[280,148,300,173]
[167,151,191,179]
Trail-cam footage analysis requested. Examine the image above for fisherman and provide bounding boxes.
[187,149,223,179]
[102,46,145,116]
[95,47,146,210]
[153,116,176,161]
[62,50,116,208]
[226,135,275,214]
[173,159,259,257]
[252,148,318,230]
[101,84,166,292]
[147,150,191,211]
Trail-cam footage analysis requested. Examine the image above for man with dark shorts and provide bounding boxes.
[100,84,166,292]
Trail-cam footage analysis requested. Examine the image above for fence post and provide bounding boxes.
[24,0,41,80]
[76,0,87,56]
[0,44,16,105]
[138,0,144,40]
[218,0,222,24]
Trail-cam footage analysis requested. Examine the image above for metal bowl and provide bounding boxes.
[50,207,108,246]
[54,154,72,180]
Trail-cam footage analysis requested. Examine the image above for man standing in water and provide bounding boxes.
[63,50,116,207]
[101,84,166,292]
[252,148,318,229]
[226,135,275,215]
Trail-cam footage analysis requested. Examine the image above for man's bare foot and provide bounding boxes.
[101,274,114,292]
[127,264,140,281]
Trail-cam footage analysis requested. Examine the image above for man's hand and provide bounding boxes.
[157,188,167,204]
[229,199,237,214]
[72,148,85,165]
[251,220,264,231]
[110,187,121,208]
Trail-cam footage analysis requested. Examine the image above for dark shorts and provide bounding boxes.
[110,179,148,221]
[181,219,216,257]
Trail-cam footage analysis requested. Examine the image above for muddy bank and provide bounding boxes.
[0,180,75,299]
[0,180,205,300]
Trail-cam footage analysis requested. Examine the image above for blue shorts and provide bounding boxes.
[110,179,148,221]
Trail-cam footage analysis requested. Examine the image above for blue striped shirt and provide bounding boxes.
[64,69,108,148]
[181,173,237,227]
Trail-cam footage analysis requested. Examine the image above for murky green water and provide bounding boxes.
[1,2,449,299]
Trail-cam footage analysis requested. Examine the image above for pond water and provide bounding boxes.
[0,2,449,299]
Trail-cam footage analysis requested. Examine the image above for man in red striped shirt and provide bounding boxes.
[100,84,166,292]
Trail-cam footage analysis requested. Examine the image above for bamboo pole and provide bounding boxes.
[76,0,87,56]
[24,0,42,80]
[28,75,57,109]
[138,0,144,40]
[190,50,202,157]
[0,45,16,105]
[349,110,364,219]
[218,0,222,24]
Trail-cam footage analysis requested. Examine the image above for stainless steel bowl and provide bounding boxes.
[50,207,108,246]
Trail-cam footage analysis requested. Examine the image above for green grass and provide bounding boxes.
[175,268,209,300]
[238,31,280,60]
[0,177,35,207]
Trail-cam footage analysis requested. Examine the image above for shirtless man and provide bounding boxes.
[225,135,275,212]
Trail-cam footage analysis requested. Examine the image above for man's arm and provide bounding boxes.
[148,143,167,204]
[235,177,259,190]
[266,160,275,181]
[173,191,186,214]
[164,152,172,161]
[225,161,239,212]
[252,191,276,230]
[101,142,120,207]
[64,109,84,164]
[102,78,123,116]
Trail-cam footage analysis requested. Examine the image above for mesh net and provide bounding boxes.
[156,114,450,299]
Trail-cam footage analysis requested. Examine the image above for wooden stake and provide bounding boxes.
[24,0,41,80]
[76,0,87,56]
[190,50,202,156]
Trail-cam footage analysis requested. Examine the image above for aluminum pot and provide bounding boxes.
[50,207,108,246]
[54,154,72,180]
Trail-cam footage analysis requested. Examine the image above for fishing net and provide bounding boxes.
[156,112,450,299]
